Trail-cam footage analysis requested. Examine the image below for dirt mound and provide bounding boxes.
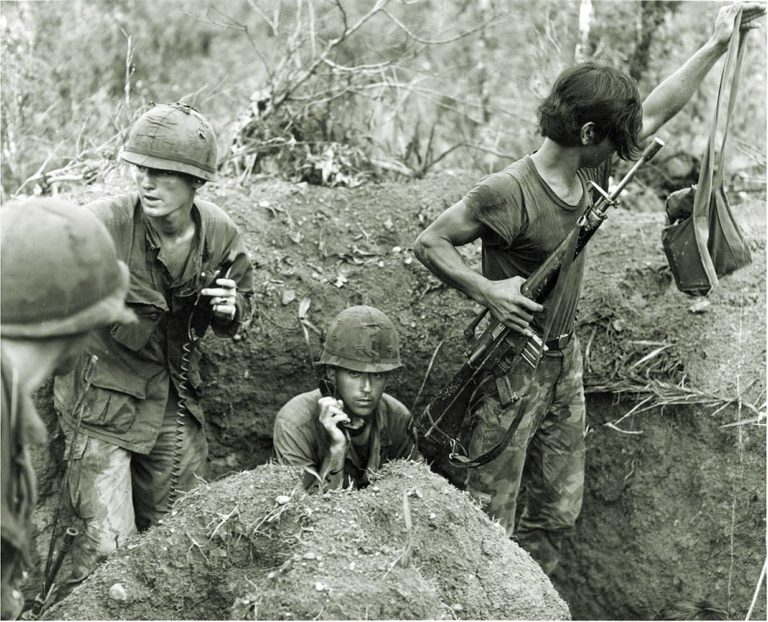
[44,461,569,620]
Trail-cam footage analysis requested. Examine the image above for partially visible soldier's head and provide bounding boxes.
[656,599,728,620]
[120,102,217,218]
[1,197,134,374]
[318,305,402,417]
[537,62,643,161]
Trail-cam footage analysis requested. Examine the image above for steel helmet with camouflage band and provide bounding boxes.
[120,102,218,181]
[1,198,135,338]
[318,305,402,373]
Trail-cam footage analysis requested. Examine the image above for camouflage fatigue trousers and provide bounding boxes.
[465,335,585,576]
[63,398,207,581]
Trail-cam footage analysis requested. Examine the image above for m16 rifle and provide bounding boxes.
[417,138,665,472]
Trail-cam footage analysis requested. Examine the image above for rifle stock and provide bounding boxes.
[417,138,664,469]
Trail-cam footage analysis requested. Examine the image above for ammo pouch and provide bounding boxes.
[110,283,168,351]
[662,10,751,296]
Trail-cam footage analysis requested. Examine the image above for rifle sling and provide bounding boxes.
[449,399,526,468]
[449,217,582,469]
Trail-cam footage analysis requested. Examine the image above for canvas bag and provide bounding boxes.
[662,10,752,296]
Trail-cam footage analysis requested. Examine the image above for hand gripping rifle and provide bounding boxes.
[416,138,665,471]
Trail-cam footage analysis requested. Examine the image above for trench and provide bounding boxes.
[200,388,767,620]
[555,394,766,620]
[206,392,764,620]
[25,179,765,619]
[30,372,765,620]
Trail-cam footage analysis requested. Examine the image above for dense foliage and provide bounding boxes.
[1,0,765,197]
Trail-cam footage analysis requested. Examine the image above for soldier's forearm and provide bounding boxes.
[414,234,491,307]
[640,37,726,140]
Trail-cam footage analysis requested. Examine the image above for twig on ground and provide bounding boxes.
[745,557,767,620]
[399,491,413,568]
[589,375,763,431]
[410,339,444,413]
[251,487,298,536]
[208,503,241,540]
[186,532,209,563]
[603,421,643,435]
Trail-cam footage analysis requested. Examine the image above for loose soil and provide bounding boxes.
[43,461,568,620]
[29,168,765,620]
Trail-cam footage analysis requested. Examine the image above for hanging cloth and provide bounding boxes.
[662,9,752,296]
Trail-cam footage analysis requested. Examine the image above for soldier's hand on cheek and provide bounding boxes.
[318,397,349,448]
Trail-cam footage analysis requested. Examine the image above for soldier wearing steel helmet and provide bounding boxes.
[1,198,134,620]
[52,102,254,585]
[273,306,421,490]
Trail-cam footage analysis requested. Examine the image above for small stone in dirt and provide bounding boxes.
[303,552,316,560]
[108,583,128,602]
[275,495,291,505]
[688,299,710,314]
[371,485,380,492]
[314,582,327,592]
[281,289,296,305]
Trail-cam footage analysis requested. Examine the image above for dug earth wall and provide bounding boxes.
[32,171,766,619]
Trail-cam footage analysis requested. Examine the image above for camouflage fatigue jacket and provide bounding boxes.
[1,349,46,619]
[54,193,254,454]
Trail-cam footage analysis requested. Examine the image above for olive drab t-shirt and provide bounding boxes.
[463,155,612,337]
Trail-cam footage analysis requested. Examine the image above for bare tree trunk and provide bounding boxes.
[574,0,593,63]
[629,0,680,82]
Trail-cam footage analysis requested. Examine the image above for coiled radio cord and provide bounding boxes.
[166,266,226,510]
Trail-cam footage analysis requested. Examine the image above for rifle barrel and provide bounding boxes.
[522,137,665,301]
[419,137,665,445]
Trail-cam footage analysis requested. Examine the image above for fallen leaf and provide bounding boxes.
[298,298,311,319]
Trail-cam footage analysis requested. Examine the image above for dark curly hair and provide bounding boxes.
[537,62,643,160]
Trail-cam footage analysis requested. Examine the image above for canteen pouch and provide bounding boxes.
[662,9,751,296]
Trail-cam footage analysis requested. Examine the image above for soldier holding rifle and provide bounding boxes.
[413,2,764,576]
